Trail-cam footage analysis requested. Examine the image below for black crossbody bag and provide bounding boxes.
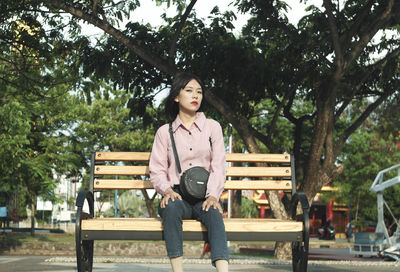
[169,123,210,204]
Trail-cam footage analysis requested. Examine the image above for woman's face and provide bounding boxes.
[174,79,203,114]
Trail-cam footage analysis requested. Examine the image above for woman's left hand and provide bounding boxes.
[202,196,223,214]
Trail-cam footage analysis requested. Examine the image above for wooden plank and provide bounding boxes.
[226,153,291,163]
[94,179,292,190]
[226,167,291,177]
[94,165,149,176]
[223,180,292,190]
[95,152,150,161]
[94,179,153,190]
[94,152,291,163]
[94,165,290,177]
[81,218,303,233]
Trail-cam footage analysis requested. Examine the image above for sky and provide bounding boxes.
[132,0,322,27]
[83,1,322,37]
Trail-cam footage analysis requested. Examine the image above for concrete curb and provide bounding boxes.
[45,256,400,267]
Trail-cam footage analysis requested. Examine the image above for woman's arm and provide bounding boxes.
[149,126,173,196]
[205,121,226,199]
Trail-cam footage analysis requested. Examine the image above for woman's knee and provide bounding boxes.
[204,207,223,218]
[201,208,225,227]
[159,199,185,218]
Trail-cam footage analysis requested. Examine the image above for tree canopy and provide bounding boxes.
[1,0,399,256]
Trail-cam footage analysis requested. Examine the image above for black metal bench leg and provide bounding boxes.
[292,240,308,272]
[76,207,94,272]
[75,190,94,272]
[291,192,310,272]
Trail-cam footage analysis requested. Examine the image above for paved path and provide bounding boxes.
[0,256,399,272]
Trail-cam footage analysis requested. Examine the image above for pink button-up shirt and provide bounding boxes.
[149,112,226,199]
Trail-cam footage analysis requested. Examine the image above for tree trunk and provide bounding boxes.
[30,192,35,237]
[274,242,292,260]
[303,92,337,202]
[231,190,242,218]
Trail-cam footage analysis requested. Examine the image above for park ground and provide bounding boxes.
[1,231,400,271]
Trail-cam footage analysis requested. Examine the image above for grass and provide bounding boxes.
[0,232,75,243]
[0,232,203,244]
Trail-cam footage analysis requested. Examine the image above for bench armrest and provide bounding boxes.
[291,192,309,214]
[291,191,310,246]
[75,190,94,217]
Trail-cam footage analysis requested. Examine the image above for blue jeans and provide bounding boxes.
[158,187,229,265]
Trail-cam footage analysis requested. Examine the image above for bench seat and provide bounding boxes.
[81,218,303,241]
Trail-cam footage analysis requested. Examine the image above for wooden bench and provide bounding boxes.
[75,152,310,272]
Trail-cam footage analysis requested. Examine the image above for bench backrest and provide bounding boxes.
[90,152,296,196]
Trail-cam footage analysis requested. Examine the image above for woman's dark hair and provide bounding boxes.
[165,72,205,121]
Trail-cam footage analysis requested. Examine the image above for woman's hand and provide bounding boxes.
[160,187,182,208]
[202,196,223,214]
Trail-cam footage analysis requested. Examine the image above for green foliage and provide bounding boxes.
[72,86,155,153]
[334,129,400,224]
[104,190,146,218]
[241,197,258,218]
[68,87,157,214]
[0,100,30,181]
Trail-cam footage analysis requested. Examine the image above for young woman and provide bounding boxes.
[149,72,229,272]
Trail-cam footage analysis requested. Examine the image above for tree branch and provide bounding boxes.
[335,45,400,119]
[45,0,176,75]
[206,88,261,153]
[266,86,296,149]
[323,0,343,69]
[282,89,307,124]
[334,97,351,121]
[334,88,397,158]
[344,0,395,68]
[343,0,375,50]
[168,0,198,66]
[92,0,100,16]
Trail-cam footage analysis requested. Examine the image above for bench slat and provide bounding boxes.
[81,218,303,233]
[226,153,291,163]
[94,152,291,163]
[95,152,150,161]
[94,165,148,175]
[227,167,291,177]
[223,180,291,190]
[94,179,292,190]
[94,179,153,190]
[94,165,291,177]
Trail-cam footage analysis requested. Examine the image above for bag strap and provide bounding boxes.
[169,123,182,174]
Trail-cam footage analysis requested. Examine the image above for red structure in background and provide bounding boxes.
[259,205,266,218]
[246,186,349,238]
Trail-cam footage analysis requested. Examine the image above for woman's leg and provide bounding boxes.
[215,259,229,272]
[193,202,229,267]
[158,198,192,261]
[170,256,183,272]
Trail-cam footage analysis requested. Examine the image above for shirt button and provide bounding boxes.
[190,148,192,151]
[189,132,192,135]
[189,163,192,166]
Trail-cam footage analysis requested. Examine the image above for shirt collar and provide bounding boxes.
[172,112,206,132]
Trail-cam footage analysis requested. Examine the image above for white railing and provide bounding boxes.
[370,163,400,193]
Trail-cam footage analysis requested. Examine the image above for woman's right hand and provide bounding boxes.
[160,187,182,208]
